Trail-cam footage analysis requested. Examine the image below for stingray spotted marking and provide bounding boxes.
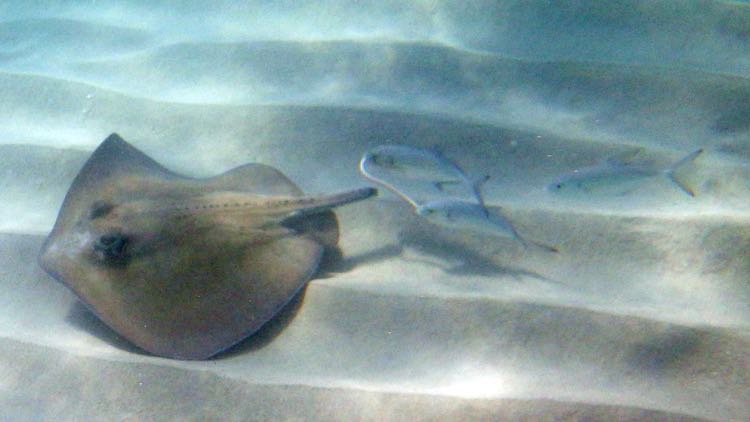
[39,133,376,360]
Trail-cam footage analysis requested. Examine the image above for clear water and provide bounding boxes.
[0,1,749,420]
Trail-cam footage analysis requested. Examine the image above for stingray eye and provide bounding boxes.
[89,201,114,219]
[555,183,562,190]
[93,233,129,263]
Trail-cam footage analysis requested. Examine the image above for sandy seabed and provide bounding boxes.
[1,1,749,420]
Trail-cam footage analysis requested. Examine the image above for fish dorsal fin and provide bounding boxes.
[606,147,644,166]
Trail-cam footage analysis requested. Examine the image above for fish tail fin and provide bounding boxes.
[471,175,491,214]
[487,207,558,253]
[665,148,703,197]
[529,239,560,254]
[513,231,558,254]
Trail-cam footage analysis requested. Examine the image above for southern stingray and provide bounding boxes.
[39,134,376,360]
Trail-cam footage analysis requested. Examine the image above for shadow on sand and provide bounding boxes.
[398,227,556,283]
[65,243,404,359]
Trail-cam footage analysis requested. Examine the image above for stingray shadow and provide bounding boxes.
[214,286,307,359]
[64,243,396,360]
[398,229,554,282]
[220,243,404,357]
[65,287,307,360]
[65,302,150,356]
[316,244,404,277]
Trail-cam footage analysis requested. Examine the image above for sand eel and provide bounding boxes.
[548,148,704,197]
[360,144,489,213]
[39,133,377,360]
[417,199,558,253]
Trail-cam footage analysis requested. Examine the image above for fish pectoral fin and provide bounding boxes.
[472,174,491,188]
[433,180,462,192]
[428,144,445,157]
[615,186,641,197]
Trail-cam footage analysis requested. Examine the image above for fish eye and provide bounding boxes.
[93,232,129,264]
[555,183,562,190]
[89,201,114,219]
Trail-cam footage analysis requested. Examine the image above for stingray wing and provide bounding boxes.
[39,133,336,359]
[40,134,180,257]
[66,227,323,360]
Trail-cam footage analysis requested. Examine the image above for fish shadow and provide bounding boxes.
[398,228,554,282]
[712,92,750,134]
[626,328,704,376]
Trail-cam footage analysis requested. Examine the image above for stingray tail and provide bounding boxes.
[283,187,378,219]
[665,148,703,197]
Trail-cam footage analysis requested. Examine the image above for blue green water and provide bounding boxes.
[0,1,749,420]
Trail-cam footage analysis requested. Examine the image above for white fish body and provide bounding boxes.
[360,144,488,210]
[363,144,465,181]
[549,149,703,197]
[415,199,558,252]
[550,163,658,196]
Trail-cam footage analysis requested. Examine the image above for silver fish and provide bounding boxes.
[360,144,488,211]
[415,199,558,253]
[548,149,703,197]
